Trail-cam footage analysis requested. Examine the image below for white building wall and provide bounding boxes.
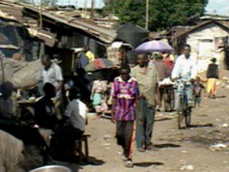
[185,23,229,72]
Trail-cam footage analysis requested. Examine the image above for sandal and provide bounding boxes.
[124,160,134,168]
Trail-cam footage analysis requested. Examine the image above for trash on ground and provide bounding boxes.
[180,165,194,171]
[209,143,228,151]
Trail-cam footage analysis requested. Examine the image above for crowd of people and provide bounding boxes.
[0,43,221,170]
[112,44,220,167]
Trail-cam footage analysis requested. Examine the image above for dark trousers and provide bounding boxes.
[136,99,155,148]
[194,96,201,107]
[53,126,83,160]
[116,121,134,159]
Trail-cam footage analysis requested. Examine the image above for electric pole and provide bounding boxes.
[145,0,149,29]
[91,0,94,19]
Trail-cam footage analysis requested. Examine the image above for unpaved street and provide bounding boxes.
[68,79,229,172]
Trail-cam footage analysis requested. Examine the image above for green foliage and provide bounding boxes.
[103,0,209,31]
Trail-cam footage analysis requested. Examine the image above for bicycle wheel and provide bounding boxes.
[177,96,185,129]
[185,107,192,128]
[169,88,175,112]
[164,88,170,112]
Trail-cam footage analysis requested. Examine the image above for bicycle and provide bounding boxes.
[176,79,192,129]
[163,84,175,112]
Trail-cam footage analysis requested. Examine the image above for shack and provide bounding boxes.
[0,3,40,61]
[171,20,229,60]
[0,0,117,75]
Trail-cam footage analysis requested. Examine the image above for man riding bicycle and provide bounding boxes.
[171,45,197,127]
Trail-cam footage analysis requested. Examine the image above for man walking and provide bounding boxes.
[153,53,171,111]
[112,65,139,168]
[131,54,158,151]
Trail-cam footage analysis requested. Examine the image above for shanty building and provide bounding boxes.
[0,0,117,76]
[0,2,40,61]
[171,20,229,60]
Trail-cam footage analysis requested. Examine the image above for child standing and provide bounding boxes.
[193,77,205,107]
[112,65,140,168]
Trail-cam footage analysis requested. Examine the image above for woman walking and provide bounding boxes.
[91,74,108,117]
[206,58,219,98]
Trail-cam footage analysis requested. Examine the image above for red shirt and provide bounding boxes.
[164,58,174,70]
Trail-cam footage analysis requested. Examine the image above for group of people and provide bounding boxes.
[0,43,221,169]
[111,44,221,167]
[0,54,89,163]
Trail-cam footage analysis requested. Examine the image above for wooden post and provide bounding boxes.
[84,0,88,16]
[39,0,42,28]
[39,0,43,59]
[91,0,94,19]
[145,0,149,29]
[0,54,4,82]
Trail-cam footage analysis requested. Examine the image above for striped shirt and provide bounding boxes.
[112,76,139,121]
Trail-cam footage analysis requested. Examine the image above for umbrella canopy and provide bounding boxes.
[135,40,173,53]
[85,58,116,72]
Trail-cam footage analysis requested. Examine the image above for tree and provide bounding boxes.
[103,0,209,31]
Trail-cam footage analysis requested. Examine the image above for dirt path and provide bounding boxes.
[68,84,229,172]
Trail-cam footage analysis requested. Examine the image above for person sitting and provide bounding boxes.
[58,88,88,160]
[34,83,58,130]
[0,82,18,125]
[64,88,87,135]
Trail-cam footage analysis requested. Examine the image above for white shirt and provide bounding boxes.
[172,54,197,80]
[64,99,88,132]
[38,63,63,87]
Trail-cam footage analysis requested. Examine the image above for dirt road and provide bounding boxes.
[68,83,229,172]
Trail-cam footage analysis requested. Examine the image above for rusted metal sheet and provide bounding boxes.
[23,5,116,43]
[28,28,56,47]
[0,1,23,22]
[0,0,116,44]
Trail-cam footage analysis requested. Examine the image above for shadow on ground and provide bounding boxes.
[134,162,164,167]
[86,157,105,166]
[154,143,181,149]
[57,156,105,172]
[215,95,226,99]
[155,118,173,122]
[179,123,214,130]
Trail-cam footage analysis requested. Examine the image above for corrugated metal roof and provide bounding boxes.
[23,5,116,43]
[172,20,229,39]
[0,1,23,22]
[0,0,116,43]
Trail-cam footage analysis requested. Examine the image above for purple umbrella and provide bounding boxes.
[135,40,173,52]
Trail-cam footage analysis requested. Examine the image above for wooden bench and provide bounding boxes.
[75,134,90,163]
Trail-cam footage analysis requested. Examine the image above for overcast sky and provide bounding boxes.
[36,0,229,16]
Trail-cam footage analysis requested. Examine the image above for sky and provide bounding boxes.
[205,0,229,16]
[35,0,229,16]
